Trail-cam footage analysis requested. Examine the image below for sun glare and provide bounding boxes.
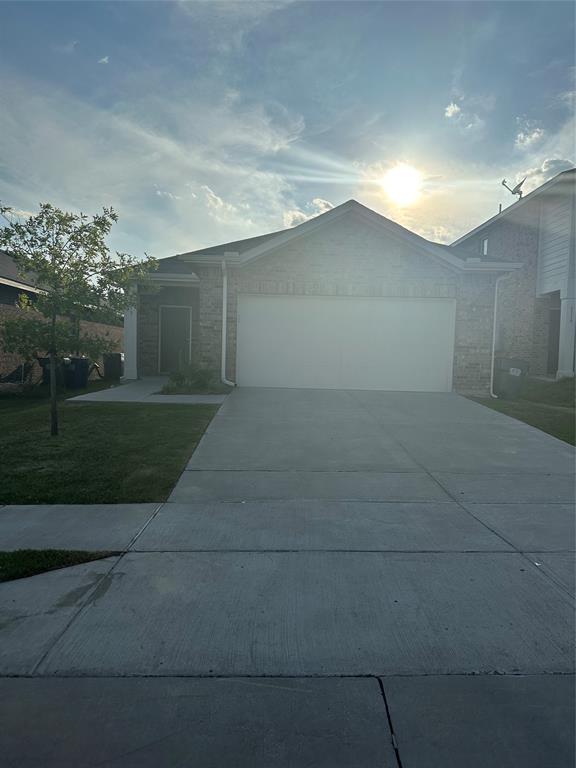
[380,165,423,206]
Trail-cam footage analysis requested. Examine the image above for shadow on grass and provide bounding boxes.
[0,550,119,582]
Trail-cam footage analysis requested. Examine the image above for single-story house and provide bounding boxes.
[125,168,575,393]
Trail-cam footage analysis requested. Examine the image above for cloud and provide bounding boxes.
[513,111,575,191]
[283,197,335,228]
[443,96,485,136]
[0,74,305,255]
[0,206,35,221]
[515,127,545,149]
[200,185,247,225]
[515,119,545,150]
[556,90,575,110]
[98,56,109,65]
[444,103,461,118]
[174,1,292,55]
[462,114,485,133]
[53,40,78,55]
[155,189,182,201]
[520,158,574,190]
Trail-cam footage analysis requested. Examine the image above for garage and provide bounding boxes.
[236,294,456,391]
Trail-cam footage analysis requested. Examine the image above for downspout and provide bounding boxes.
[490,273,510,398]
[221,259,236,387]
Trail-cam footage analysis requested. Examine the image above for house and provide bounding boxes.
[0,249,44,381]
[125,169,575,393]
[452,168,575,379]
[0,249,123,383]
[126,201,524,394]
[0,249,41,303]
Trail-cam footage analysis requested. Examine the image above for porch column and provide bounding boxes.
[557,297,576,378]
[123,304,138,379]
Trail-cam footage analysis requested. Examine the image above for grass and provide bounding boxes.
[0,380,112,411]
[516,376,574,408]
[472,375,575,445]
[0,549,117,582]
[0,398,217,503]
[471,391,575,446]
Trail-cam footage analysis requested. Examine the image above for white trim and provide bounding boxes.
[123,305,138,379]
[0,276,43,293]
[220,261,236,387]
[148,273,199,285]
[158,304,193,374]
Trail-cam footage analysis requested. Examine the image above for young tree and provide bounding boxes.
[0,204,155,435]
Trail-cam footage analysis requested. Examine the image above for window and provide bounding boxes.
[481,237,489,257]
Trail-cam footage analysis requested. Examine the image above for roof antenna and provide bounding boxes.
[501,177,525,200]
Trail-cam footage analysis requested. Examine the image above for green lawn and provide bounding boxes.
[0,398,217,503]
[471,397,575,445]
[0,549,118,582]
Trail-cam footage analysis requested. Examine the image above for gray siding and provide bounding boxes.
[538,194,573,295]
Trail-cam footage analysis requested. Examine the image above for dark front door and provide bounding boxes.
[159,306,192,373]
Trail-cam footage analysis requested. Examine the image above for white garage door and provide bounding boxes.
[236,295,456,391]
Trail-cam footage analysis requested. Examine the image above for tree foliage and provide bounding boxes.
[0,203,154,327]
[0,203,156,433]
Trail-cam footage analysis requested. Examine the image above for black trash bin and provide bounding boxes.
[64,356,90,389]
[38,356,66,387]
[494,358,529,398]
[103,352,124,381]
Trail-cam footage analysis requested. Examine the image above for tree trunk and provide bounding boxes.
[49,312,59,436]
[49,351,58,436]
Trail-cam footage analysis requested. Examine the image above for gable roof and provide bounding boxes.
[172,199,520,274]
[452,167,575,246]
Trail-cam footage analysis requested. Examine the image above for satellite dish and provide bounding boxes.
[501,177,526,199]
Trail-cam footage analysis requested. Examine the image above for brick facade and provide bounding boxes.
[140,215,499,393]
[460,198,564,376]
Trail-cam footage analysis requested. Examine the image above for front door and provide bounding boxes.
[159,306,192,373]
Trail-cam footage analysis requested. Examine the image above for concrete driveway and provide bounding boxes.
[1,389,574,767]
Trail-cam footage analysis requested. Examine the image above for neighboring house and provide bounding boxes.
[0,250,123,382]
[0,248,40,303]
[126,202,522,394]
[0,249,44,380]
[452,168,575,379]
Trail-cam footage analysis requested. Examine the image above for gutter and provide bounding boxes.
[490,273,511,398]
[220,259,236,388]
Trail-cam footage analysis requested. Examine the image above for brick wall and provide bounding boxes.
[460,199,553,375]
[184,214,499,393]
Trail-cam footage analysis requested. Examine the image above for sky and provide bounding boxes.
[0,0,574,259]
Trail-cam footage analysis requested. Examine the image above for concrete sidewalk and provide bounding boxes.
[66,376,228,405]
[1,389,574,766]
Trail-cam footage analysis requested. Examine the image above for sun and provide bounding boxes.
[380,164,423,206]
